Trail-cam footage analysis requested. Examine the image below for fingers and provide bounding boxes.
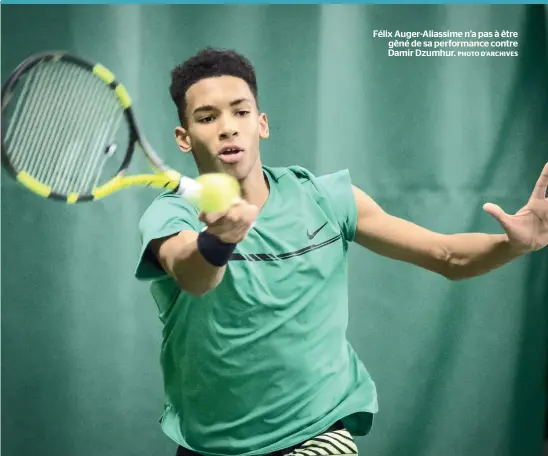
[483,202,508,225]
[198,198,245,224]
[199,199,259,243]
[531,162,548,200]
[199,210,225,225]
[207,222,249,243]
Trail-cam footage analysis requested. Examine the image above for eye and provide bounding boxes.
[235,110,250,117]
[198,115,215,124]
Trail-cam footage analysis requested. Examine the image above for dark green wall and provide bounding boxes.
[2,5,547,456]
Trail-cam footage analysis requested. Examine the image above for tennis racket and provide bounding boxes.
[1,51,239,207]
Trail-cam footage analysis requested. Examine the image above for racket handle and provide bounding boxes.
[176,176,202,203]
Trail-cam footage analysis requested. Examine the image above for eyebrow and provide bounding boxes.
[192,98,253,115]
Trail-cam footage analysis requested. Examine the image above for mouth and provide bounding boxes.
[218,145,244,164]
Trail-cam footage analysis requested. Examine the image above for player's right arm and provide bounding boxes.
[149,230,225,296]
[149,199,258,296]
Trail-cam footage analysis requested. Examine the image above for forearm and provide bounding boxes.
[171,238,228,296]
[444,233,526,280]
[153,231,228,296]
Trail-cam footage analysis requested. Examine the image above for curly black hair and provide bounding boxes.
[170,47,258,125]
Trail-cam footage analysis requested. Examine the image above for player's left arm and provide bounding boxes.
[352,162,548,281]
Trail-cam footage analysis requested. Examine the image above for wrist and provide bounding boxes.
[197,230,237,267]
[504,234,532,256]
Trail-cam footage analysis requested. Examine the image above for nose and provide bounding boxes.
[218,114,239,140]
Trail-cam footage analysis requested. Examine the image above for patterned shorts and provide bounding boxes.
[175,421,359,456]
[282,424,358,456]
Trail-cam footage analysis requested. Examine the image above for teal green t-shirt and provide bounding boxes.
[135,165,378,456]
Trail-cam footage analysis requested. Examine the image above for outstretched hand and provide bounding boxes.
[483,162,548,253]
[198,198,258,244]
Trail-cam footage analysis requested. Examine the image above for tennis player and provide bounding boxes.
[135,48,548,456]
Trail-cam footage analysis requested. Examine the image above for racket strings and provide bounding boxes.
[38,63,94,189]
[4,59,127,195]
[50,69,117,194]
[77,95,125,194]
[34,63,84,186]
[9,61,74,176]
[6,61,56,167]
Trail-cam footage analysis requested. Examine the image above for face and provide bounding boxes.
[175,75,269,181]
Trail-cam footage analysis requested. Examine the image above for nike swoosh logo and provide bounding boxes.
[307,222,328,240]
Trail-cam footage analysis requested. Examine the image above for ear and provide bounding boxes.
[175,126,192,153]
[259,113,269,139]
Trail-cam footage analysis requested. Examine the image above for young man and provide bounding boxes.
[135,48,548,456]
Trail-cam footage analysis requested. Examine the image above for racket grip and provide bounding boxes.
[176,176,202,203]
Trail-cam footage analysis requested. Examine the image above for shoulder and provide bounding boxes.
[135,191,202,281]
[142,190,200,217]
[264,164,353,195]
[263,164,349,184]
[146,190,200,211]
[138,190,201,234]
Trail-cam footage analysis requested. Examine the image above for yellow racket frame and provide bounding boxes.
[4,56,185,204]
[15,169,183,204]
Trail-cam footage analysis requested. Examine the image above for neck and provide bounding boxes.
[239,161,269,210]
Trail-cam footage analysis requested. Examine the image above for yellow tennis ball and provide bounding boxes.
[195,173,241,213]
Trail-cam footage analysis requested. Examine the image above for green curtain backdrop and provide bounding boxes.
[2,5,547,456]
